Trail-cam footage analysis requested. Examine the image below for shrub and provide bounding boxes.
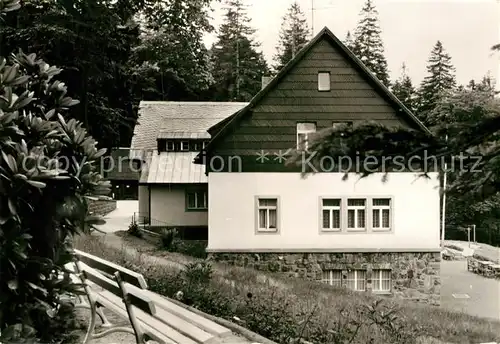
[127,220,142,238]
[183,261,213,284]
[160,228,178,249]
[172,239,208,259]
[0,2,110,342]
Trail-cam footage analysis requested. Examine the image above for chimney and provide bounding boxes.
[261,76,272,90]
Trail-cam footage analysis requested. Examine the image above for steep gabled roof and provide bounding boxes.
[195,26,430,164]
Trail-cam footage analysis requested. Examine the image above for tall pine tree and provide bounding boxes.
[417,40,456,123]
[351,0,390,87]
[272,1,309,73]
[210,0,268,101]
[391,63,417,112]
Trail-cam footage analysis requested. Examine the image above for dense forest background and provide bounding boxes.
[1,0,499,245]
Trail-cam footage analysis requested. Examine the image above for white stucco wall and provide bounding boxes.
[208,172,440,251]
[149,184,208,226]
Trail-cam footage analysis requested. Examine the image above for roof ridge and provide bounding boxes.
[195,25,431,164]
[139,101,249,105]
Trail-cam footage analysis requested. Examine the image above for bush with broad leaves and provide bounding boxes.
[0,0,111,342]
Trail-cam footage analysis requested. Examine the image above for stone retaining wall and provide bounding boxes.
[88,199,117,216]
[208,251,441,305]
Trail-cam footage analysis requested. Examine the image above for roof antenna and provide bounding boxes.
[311,0,315,37]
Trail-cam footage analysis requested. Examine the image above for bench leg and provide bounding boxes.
[74,295,112,328]
[114,271,147,344]
[96,306,112,328]
[82,302,98,344]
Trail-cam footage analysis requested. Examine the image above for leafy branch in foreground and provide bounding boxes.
[287,109,500,201]
[0,39,110,344]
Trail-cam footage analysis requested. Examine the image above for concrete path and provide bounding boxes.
[94,200,138,233]
[441,260,500,321]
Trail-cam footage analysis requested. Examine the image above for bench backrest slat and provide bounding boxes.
[74,249,148,289]
[79,262,156,316]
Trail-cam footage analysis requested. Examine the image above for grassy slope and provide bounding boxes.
[445,240,500,263]
[74,234,500,344]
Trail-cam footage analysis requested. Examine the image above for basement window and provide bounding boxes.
[372,269,391,292]
[318,72,331,91]
[321,269,342,287]
[346,270,366,291]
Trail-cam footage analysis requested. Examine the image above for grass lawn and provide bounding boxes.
[74,233,500,344]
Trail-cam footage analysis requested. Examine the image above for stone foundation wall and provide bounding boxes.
[88,199,117,216]
[208,251,441,305]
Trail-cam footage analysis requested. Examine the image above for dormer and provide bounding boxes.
[157,138,208,153]
[157,131,210,153]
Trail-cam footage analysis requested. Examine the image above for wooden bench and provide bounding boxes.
[467,257,478,272]
[66,249,232,344]
[466,257,500,279]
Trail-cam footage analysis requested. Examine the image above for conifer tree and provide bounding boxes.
[272,1,309,73]
[466,73,497,97]
[210,0,268,101]
[417,40,456,122]
[391,63,417,112]
[344,31,354,51]
[351,0,390,87]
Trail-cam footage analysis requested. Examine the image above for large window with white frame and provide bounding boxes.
[296,122,316,151]
[372,269,391,292]
[347,199,366,231]
[321,269,342,287]
[346,270,366,291]
[372,198,391,231]
[321,198,341,231]
[257,198,278,232]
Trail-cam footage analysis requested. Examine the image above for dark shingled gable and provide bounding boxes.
[194,26,430,165]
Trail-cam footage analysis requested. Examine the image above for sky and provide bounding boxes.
[203,0,500,89]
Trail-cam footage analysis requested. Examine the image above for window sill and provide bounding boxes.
[320,228,342,233]
[372,228,392,233]
[256,228,279,234]
[346,228,367,233]
[185,208,208,212]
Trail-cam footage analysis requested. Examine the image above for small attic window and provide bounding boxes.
[318,72,330,91]
[180,141,189,151]
[166,141,175,151]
